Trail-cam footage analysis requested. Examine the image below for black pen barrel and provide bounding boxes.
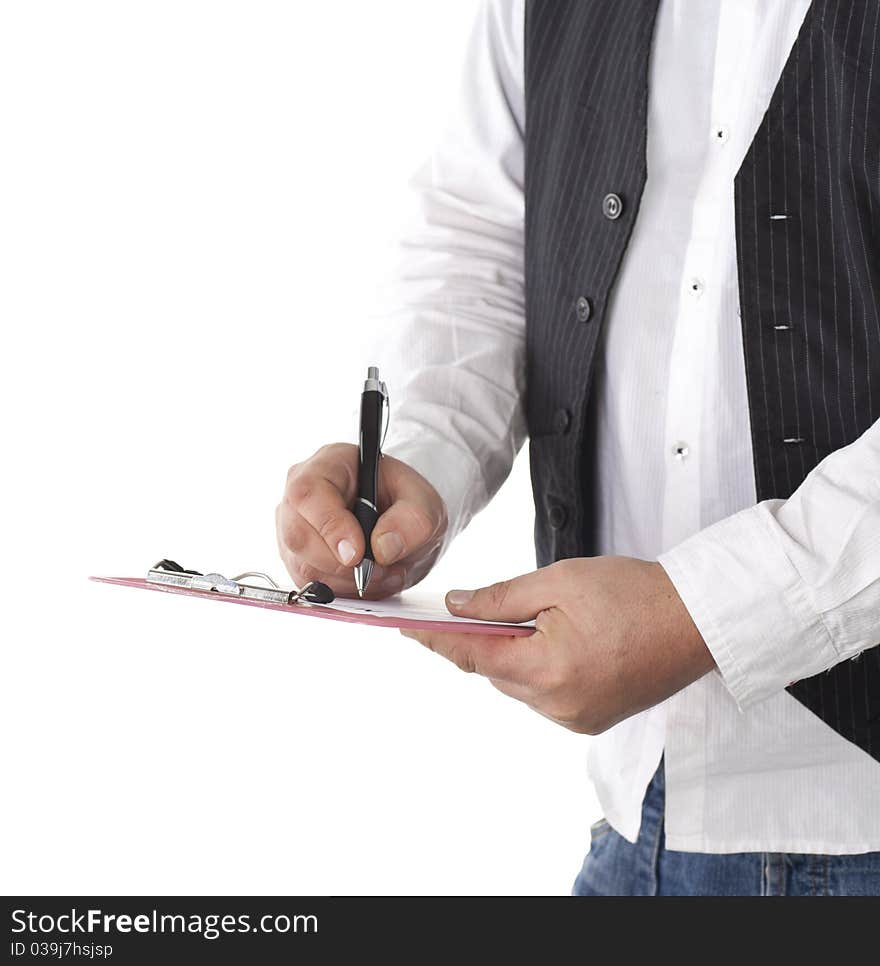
[355,388,384,562]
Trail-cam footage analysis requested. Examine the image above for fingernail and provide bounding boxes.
[337,539,356,565]
[447,589,474,609]
[376,531,404,564]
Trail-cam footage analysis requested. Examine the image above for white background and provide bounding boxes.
[1,0,599,896]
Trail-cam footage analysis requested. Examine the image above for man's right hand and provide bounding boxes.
[276,443,448,600]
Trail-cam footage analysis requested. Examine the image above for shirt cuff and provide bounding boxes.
[658,502,841,710]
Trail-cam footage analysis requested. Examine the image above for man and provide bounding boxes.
[276,0,880,895]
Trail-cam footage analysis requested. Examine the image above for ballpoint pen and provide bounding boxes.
[353,366,388,597]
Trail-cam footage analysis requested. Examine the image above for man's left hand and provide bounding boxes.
[400,556,716,734]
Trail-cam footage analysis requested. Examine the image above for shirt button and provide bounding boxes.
[602,192,623,220]
[672,441,690,461]
[547,501,568,530]
[687,277,705,298]
[575,295,592,323]
[553,408,571,435]
[714,125,729,144]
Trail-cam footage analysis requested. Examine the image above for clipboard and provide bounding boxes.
[90,560,536,636]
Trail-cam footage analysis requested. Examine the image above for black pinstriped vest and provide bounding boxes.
[524,0,880,758]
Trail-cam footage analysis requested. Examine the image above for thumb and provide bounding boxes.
[445,570,550,624]
[370,454,446,566]
[372,498,443,565]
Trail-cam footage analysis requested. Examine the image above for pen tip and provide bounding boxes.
[354,559,372,598]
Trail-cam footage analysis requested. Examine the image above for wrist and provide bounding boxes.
[651,561,716,681]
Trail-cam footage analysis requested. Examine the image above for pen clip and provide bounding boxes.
[364,367,390,454]
[380,382,390,452]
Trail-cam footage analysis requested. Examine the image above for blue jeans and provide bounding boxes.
[573,762,880,896]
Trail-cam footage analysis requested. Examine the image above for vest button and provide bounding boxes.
[553,408,571,434]
[547,502,568,530]
[575,295,592,323]
[602,192,623,220]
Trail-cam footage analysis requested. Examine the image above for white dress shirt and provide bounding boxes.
[373,0,880,853]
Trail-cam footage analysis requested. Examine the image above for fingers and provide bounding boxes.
[275,503,333,577]
[371,455,447,566]
[276,500,356,577]
[291,474,365,567]
[279,445,365,568]
[279,543,404,600]
[444,568,555,624]
[400,626,546,684]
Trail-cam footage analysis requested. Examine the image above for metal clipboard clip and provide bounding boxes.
[380,378,390,452]
[146,559,335,606]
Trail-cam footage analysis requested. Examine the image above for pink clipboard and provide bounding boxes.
[90,576,536,636]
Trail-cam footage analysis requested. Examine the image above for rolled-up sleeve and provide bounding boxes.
[659,419,880,709]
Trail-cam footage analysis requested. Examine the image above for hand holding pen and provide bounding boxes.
[276,367,448,599]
